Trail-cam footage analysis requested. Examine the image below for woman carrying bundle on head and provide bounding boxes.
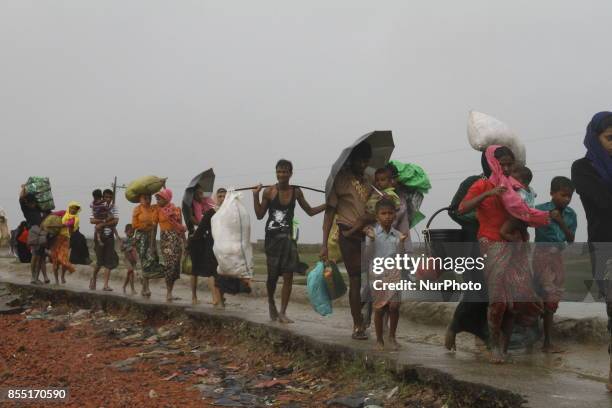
[458,145,549,364]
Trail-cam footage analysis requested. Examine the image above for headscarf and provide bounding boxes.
[584,111,612,192]
[485,145,549,227]
[481,151,492,178]
[202,196,217,212]
[156,188,186,233]
[61,201,81,234]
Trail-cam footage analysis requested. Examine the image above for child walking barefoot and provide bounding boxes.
[365,199,407,351]
[121,224,138,295]
[533,177,577,353]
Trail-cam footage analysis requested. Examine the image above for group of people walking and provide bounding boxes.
[9,111,612,390]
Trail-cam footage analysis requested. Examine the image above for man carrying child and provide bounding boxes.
[90,188,119,291]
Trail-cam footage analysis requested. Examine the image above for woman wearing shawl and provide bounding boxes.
[132,194,162,298]
[155,188,187,303]
[571,111,612,392]
[189,188,225,306]
[188,190,218,305]
[459,145,549,363]
[50,201,80,284]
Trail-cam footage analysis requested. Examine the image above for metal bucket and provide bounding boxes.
[421,207,465,301]
[422,207,465,258]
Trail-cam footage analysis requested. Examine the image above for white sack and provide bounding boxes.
[467,111,526,164]
[211,191,253,278]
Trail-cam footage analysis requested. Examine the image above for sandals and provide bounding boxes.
[352,326,368,340]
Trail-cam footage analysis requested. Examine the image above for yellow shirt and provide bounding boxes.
[132,204,158,232]
[157,206,183,232]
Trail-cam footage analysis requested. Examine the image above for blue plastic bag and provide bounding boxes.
[306,261,332,316]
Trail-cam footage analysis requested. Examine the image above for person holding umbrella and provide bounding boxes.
[321,140,377,340]
[253,159,326,323]
[182,169,217,304]
[190,187,226,306]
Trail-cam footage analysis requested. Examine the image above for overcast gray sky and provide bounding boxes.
[1,0,610,243]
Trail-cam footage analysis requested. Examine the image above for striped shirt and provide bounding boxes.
[91,204,119,236]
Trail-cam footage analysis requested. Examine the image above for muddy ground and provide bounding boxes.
[0,293,465,408]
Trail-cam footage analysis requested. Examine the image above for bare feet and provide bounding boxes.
[542,344,565,354]
[387,337,401,351]
[103,287,113,292]
[278,314,294,324]
[122,286,127,294]
[89,278,96,290]
[444,328,457,351]
[489,347,505,364]
[61,278,66,284]
[141,291,151,298]
[269,303,279,322]
[131,289,137,296]
[192,297,200,305]
[374,340,385,351]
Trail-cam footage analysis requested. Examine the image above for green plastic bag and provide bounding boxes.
[389,161,431,194]
[181,253,192,275]
[323,262,347,300]
[306,261,332,316]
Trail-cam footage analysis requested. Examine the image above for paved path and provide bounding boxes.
[1,257,610,407]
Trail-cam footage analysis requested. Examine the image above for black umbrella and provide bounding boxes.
[324,130,394,200]
[182,168,215,232]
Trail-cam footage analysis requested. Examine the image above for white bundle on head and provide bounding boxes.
[467,111,526,165]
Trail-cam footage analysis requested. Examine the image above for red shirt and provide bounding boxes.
[461,179,509,241]
[17,229,29,244]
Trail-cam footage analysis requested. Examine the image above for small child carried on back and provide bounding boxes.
[500,165,536,242]
[366,167,401,215]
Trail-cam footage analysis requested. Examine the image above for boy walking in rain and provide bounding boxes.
[532,176,577,353]
[253,159,325,323]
